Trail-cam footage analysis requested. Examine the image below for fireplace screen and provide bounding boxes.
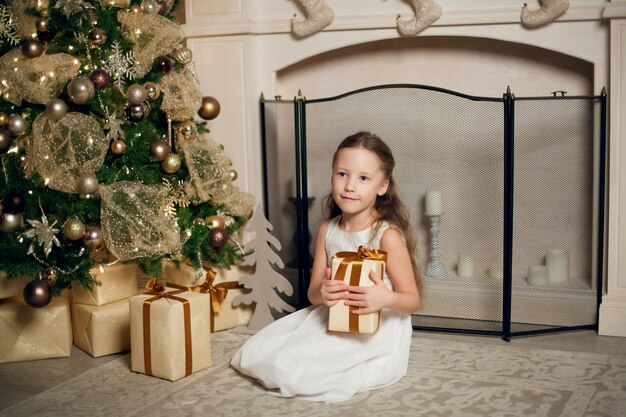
[260,84,606,340]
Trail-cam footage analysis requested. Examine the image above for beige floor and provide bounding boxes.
[1,329,625,415]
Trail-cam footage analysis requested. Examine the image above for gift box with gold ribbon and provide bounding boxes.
[163,260,253,332]
[72,263,139,306]
[328,246,387,334]
[129,279,211,381]
[71,298,131,357]
[0,297,72,363]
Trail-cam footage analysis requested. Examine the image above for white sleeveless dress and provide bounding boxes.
[230,217,413,403]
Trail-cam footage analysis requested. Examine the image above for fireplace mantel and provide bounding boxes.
[181,0,626,337]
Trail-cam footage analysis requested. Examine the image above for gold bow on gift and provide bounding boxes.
[166,266,242,332]
[333,246,387,286]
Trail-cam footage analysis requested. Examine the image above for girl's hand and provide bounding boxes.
[344,270,392,314]
[321,267,349,307]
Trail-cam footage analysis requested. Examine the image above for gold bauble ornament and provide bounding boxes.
[197,96,221,120]
[229,169,238,182]
[44,267,58,283]
[170,47,192,64]
[161,153,181,173]
[144,82,161,100]
[205,215,224,230]
[110,139,126,155]
[76,172,99,195]
[129,4,142,13]
[0,113,9,126]
[68,77,96,105]
[0,212,24,233]
[62,218,86,241]
[126,84,148,105]
[177,120,197,139]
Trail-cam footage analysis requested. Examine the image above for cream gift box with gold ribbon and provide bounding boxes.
[0,297,72,363]
[129,279,211,381]
[163,260,253,332]
[71,298,131,357]
[71,263,139,306]
[328,247,387,334]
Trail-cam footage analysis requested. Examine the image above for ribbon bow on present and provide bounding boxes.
[333,246,387,285]
[166,266,242,331]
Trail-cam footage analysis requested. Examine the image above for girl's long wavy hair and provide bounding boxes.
[323,131,423,294]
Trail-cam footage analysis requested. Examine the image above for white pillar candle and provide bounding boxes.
[546,249,568,283]
[425,190,442,215]
[528,265,548,286]
[457,255,474,278]
[290,175,313,198]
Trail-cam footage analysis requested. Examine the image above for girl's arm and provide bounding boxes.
[307,220,349,306]
[345,227,421,314]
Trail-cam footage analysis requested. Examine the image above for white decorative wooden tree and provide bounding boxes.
[232,205,295,331]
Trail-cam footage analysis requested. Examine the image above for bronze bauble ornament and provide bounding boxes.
[45,98,67,121]
[76,172,99,195]
[0,212,23,233]
[205,215,224,230]
[68,77,96,105]
[126,84,148,105]
[35,18,49,32]
[21,39,44,58]
[44,267,58,283]
[62,218,86,241]
[129,4,142,13]
[177,120,197,139]
[157,0,170,15]
[161,153,181,174]
[125,103,146,122]
[8,114,28,136]
[88,28,107,47]
[3,191,26,213]
[229,169,238,182]
[83,225,105,250]
[0,112,8,126]
[23,280,52,308]
[90,69,110,89]
[155,55,172,73]
[150,140,170,161]
[0,128,13,154]
[209,227,229,248]
[144,82,161,100]
[197,96,221,120]
[110,139,127,155]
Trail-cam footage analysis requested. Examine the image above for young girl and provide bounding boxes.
[231,131,422,403]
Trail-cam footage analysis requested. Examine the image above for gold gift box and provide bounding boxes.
[0,272,30,300]
[328,248,386,334]
[163,260,253,332]
[0,297,72,363]
[71,263,139,306]
[129,283,212,381]
[71,299,131,357]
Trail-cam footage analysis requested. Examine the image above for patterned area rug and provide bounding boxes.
[1,331,625,417]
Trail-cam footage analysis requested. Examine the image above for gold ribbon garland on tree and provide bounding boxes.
[100,181,182,261]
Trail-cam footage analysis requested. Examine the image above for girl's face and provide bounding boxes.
[331,147,389,217]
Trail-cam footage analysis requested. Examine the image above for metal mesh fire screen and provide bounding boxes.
[260,84,607,340]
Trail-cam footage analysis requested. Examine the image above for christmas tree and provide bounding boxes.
[0,0,254,304]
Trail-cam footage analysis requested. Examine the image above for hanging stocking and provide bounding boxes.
[291,0,334,37]
[521,0,570,27]
[397,0,442,36]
